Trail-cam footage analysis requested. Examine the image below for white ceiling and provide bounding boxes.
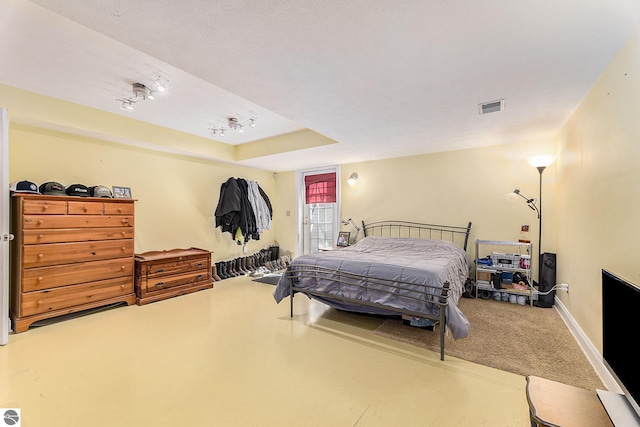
[2,0,640,172]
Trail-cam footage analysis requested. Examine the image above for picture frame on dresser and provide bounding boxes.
[112,186,132,199]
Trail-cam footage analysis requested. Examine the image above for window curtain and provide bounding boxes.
[304,173,336,204]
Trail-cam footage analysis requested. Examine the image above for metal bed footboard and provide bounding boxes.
[286,265,451,361]
[362,220,473,251]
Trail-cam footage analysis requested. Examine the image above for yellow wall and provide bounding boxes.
[271,170,297,257]
[554,26,640,351]
[9,125,278,262]
[332,141,557,273]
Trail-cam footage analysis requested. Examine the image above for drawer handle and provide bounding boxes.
[42,205,48,210]
[121,231,126,236]
[38,234,44,239]
[156,282,165,287]
[118,208,122,213]
[38,253,44,258]
[37,276,43,282]
[196,262,204,267]
[155,268,164,273]
[37,300,42,305]
[121,284,125,289]
[83,207,88,212]
[121,246,126,251]
[37,220,43,225]
[121,266,126,270]
[196,275,204,280]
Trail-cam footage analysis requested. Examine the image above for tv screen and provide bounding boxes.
[602,269,640,418]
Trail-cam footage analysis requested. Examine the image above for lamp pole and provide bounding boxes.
[536,166,545,285]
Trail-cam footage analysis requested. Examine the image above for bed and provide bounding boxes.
[272,220,473,360]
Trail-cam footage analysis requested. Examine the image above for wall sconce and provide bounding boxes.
[341,218,361,244]
[347,173,358,187]
[210,116,257,137]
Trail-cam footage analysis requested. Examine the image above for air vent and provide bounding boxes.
[479,99,504,115]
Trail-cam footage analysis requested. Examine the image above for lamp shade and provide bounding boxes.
[527,155,556,168]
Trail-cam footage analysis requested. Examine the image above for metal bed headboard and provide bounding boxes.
[362,220,473,251]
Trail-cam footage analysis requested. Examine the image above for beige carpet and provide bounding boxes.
[373,297,604,391]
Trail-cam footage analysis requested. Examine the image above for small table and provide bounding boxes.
[526,376,613,427]
[319,245,348,251]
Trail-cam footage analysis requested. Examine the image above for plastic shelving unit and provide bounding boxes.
[475,239,535,306]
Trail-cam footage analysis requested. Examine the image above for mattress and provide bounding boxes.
[273,236,470,339]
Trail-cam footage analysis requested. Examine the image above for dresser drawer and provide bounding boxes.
[23,227,134,244]
[22,199,67,215]
[23,215,133,229]
[22,239,134,268]
[143,256,210,278]
[22,257,134,292]
[20,276,134,317]
[68,201,104,215]
[145,270,210,294]
[104,203,134,215]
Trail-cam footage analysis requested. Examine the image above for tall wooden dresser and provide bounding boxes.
[10,194,136,333]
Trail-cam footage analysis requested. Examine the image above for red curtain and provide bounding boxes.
[305,173,336,204]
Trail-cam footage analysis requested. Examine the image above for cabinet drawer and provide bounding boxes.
[23,227,134,244]
[20,276,134,317]
[23,215,133,229]
[22,199,67,215]
[22,257,134,292]
[144,257,210,278]
[68,201,104,215]
[145,271,210,294]
[22,239,134,268]
[104,203,134,215]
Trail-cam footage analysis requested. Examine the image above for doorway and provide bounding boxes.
[297,167,340,255]
[1,108,10,345]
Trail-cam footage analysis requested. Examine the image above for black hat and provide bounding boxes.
[89,185,113,198]
[39,181,66,196]
[65,184,90,197]
[10,180,39,194]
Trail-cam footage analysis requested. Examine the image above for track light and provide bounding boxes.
[210,116,258,138]
[116,79,168,110]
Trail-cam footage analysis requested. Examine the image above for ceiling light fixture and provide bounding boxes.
[116,78,168,111]
[210,117,257,137]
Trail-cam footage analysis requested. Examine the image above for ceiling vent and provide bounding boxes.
[479,99,504,115]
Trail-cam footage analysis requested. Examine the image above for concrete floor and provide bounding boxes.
[0,275,530,426]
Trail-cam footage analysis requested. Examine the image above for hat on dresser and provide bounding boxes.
[39,181,66,196]
[89,185,113,198]
[65,183,90,197]
[9,180,40,194]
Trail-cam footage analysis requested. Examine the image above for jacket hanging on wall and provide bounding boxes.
[214,177,272,244]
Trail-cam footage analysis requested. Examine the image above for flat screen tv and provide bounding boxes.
[599,269,640,425]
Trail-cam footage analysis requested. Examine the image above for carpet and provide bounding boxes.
[252,273,282,285]
[373,297,604,391]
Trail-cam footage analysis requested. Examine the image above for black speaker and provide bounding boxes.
[535,252,556,308]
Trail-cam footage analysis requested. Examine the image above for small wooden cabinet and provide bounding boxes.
[10,194,136,333]
[134,248,213,305]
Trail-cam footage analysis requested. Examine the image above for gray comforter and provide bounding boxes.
[273,237,470,339]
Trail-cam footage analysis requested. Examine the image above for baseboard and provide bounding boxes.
[554,296,621,392]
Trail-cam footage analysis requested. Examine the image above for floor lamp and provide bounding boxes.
[512,155,556,292]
